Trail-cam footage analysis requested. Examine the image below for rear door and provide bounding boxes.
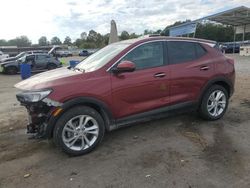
[167,41,215,105]
[111,41,171,119]
[35,54,49,70]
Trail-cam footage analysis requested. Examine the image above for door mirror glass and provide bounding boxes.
[112,60,135,73]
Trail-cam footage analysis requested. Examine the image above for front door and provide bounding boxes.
[25,55,35,70]
[111,41,171,119]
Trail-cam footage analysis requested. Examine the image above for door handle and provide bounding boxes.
[200,66,209,71]
[154,72,166,78]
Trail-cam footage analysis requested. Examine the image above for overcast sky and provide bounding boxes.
[1,0,249,43]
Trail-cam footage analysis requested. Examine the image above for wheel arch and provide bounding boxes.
[46,97,114,138]
[198,76,233,104]
[5,65,18,74]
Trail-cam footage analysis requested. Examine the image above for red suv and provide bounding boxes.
[15,37,235,155]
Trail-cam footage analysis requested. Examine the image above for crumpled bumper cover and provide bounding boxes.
[16,95,63,138]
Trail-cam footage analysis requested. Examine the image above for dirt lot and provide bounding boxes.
[0,55,250,188]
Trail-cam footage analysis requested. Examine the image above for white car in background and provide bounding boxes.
[0,51,9,60]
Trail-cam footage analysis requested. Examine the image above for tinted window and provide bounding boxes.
[121,42,164,70]
[168,41,196,64]
[195,43,206,58]
[36,55,47,60]
[26,55,35,62]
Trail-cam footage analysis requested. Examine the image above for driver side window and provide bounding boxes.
[120,41,164,70]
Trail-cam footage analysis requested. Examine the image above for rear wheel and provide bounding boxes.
[199,85,228,120]
[5,66,18,75]
[53,106,105,156]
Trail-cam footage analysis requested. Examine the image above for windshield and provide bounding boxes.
[18,55,26,63]
[76,43,130,72]
[16,52,26,59]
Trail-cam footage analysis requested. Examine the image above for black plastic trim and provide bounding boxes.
[115,101,197,129]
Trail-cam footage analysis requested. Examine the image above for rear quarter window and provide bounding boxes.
[195,43,207,58]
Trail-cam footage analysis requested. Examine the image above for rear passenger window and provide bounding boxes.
[168,41,196,64]
[195,43,207,58]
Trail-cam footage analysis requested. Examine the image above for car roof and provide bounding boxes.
[117,36,217,47]
[26,53,49,57]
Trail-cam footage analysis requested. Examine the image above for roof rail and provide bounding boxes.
[148,34,161,37]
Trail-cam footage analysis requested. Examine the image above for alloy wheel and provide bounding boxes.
[62,115,99,151]
[207,90,227,117]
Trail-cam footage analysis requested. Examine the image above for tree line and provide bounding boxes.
[0,22,249,48]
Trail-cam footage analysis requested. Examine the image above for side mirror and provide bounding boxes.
[112,60,135,74]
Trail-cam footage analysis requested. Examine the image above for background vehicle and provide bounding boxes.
[0,50,9,61]
[79,50,90,56]
[221,43,240,53]
[15,37,235,156]
[0,50,48,63]
[1,53,61,74]
[55,50,73,57]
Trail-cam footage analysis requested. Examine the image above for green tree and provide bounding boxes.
[50,36,62,45]
[0,39,8,46]
[74,38,83,47]
[196,23,234,42]
[129,33,140,39]
[87,30,98,42]
[154,29,162,35]
[144,29,154,35]
[38,36,48,46]
[80,32,87,40]
[63,36,72,45]
[103,33,110,45]
[8,36,31,47]
[120,31,130,40]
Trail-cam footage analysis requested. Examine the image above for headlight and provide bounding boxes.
[16,89,52,103]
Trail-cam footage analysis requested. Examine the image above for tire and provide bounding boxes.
[53,106,105,156]
[5,66,18,75]
[47,64,57,70]
[199,85,229,120]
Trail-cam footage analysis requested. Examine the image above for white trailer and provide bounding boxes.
[240,45,250,56]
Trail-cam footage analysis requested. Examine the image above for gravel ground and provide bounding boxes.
[0,54,250,188]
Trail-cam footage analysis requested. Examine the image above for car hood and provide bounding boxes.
[15,67,82,90]
[1,57,16,63]
[0,60,17,66]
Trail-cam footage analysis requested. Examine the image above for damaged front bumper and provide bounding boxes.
[16,93,63,139]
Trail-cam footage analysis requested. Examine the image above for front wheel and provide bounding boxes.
[53,106,105,156]
[5,66,18,75]
[199,85,229,120]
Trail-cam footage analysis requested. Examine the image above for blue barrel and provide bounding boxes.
[69,60,80,68]
[20,64,31,80]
